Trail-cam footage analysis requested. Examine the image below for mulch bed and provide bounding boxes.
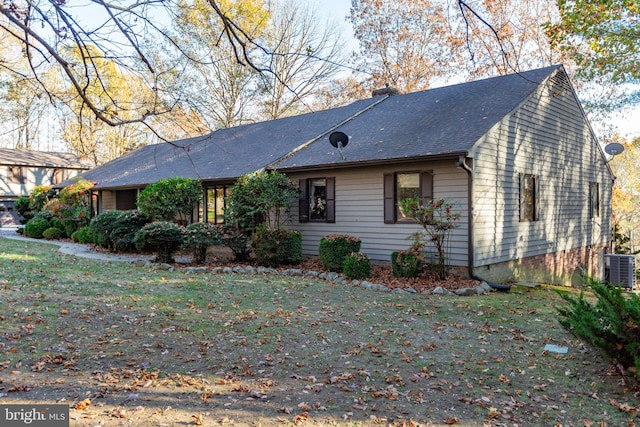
[206,254,480,293]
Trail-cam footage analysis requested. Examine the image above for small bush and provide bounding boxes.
[343,252,371,279]
[318,234,361,272]
[182,222,222,264]
[42,227,63,240]
[71,226,94,244]
[24,214,53,239]
[252,226,302,267]
[391,251,423,278]
[134,221,184,263]
[556,276,640,378]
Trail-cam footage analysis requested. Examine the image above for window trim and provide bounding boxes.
[202,184,232,224]
[299,177,335,223]
[9,166,24,185]
[384,171,433,224]
[519,173,539,222]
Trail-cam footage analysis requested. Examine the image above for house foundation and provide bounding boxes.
[473,242,611,286]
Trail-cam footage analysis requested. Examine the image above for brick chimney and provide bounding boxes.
[371,84,399,97]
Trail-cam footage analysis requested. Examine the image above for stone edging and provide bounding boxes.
[141,261,496,297]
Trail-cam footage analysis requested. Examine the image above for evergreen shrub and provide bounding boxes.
[42,227,63,240]
[89,210,150,251]
[71,226,94,244]
[24,213,53,239]
[556,276,640,378]
[134,221,184,263]
[252,226,302,267]
[318,234,361,272]
[343,252,371,279]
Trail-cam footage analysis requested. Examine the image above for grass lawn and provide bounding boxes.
[0,237,638,426]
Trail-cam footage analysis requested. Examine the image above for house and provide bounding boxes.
[71,65,614,285]
[1,148,92,225]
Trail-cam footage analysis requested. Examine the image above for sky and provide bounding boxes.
[316,0,639,138]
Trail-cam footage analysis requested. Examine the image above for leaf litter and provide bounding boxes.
[1,238,639,426]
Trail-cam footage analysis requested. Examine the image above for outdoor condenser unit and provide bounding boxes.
[604,254,637,289]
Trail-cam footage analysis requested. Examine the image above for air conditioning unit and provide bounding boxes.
[605,254,637,289]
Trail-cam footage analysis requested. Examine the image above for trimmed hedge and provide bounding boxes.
[24,214,53,239]
[42,227,63,240]
[318,234,361,272]
[252,226,302,267]
[134,221,184,263]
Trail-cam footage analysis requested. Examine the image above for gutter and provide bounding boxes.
[456,154,510,292]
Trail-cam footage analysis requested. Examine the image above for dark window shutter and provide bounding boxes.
[534,175,540,221]
[299,179,309,223]
[326,177,335,223]
[384,173,396,223]
[421,171,433,204]
[518,173,525,221]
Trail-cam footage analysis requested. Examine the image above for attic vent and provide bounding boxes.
[372,85,399,97]
[548,71,572,97]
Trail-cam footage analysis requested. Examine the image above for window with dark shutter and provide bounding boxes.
[299,177,335,223]
[384,170,434,224]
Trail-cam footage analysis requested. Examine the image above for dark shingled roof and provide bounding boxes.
[0,148,92,169]
[82,97,382,189]
[273,65,561,170]
[80,65,562,189]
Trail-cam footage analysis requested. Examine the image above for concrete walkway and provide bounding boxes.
[0,226,154,263]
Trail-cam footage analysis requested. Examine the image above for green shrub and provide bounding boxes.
[556,276,640,378]
[252,226,302,267]
[137,177,202,224]
[14,196,33,223]
[219,225,252,262]
[89,210,122,249]
[109,210,152,252]
[71,226,94,244]
[318,234,361,272]
[24,214,53,239]
[182,222,222,264]
[343,252,371,279]
[89,210,150,252]
[42,227,63,240]
[391,251,423,278]
[134,221,184,263]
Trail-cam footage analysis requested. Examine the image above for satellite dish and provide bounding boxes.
[604,142,625,156]
[329,131,349,149]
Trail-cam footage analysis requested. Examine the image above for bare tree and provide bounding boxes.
[255,0,348,120]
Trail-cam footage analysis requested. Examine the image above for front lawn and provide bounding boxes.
[0,237,637,426]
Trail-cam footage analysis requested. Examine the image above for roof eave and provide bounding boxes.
[271,152,468,174]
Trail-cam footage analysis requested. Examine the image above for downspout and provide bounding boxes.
[456,155,510,292]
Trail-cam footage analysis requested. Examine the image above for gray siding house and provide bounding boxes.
[72,65,614,285]
[1,148,92,224]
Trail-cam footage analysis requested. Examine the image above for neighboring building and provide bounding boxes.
[1,148,92,225]
[70,65,614,285]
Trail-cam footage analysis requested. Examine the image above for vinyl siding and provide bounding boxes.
[286,160,470,266]
[1,166,81,198]
[469,70,612,267]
